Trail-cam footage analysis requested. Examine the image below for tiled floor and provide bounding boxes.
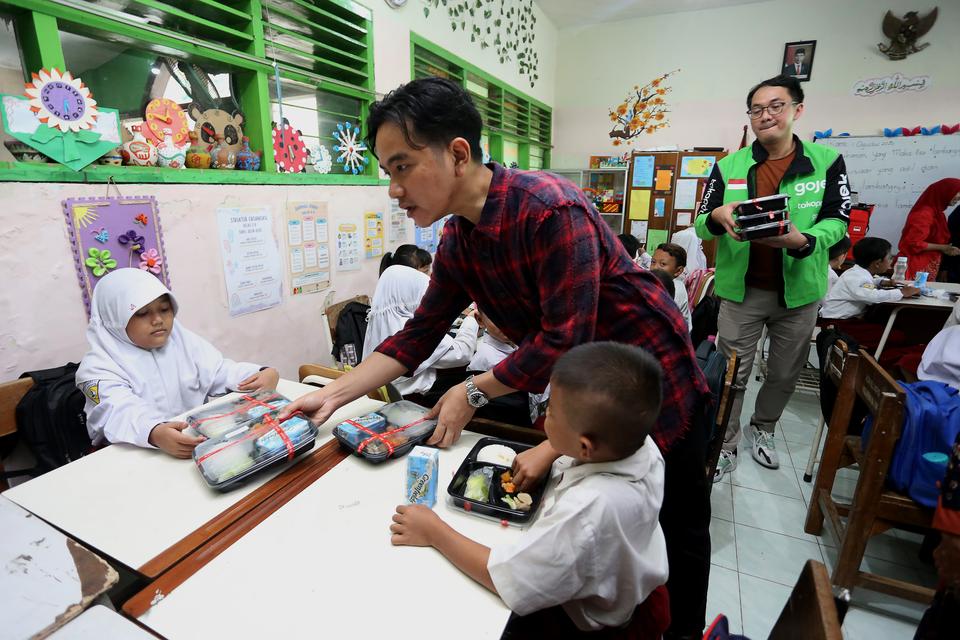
[707,382,938,638]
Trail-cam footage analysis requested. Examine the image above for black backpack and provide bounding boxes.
[331,301,371,364]
[690,294,720,347]
[15,363,92,475]
[695,340,727,441]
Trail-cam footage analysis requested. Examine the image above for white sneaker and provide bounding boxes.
[713,449,737,483]
[749,425,780,469]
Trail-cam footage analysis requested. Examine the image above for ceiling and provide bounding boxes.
[535,0,769,29]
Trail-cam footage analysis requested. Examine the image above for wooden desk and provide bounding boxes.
[127,432,538,639]
[875,283,956,360]
[0,496,118,638]
[2,380,383,578]
[48,605,156,639]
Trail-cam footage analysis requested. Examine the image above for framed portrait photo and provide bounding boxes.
[781,40,816,82]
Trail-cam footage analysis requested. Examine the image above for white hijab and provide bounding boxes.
[672,227,707,275]
[918,325,960,390]
[362,265,449,375]
[76,268,224,415]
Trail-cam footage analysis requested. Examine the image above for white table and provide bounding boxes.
[135,433,532,639]
[2,380,383,577]
[48,605,155,639]
[0,496,118,639]
[874,282,958,359]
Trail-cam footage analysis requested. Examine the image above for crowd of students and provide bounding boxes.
[71,72,960,640]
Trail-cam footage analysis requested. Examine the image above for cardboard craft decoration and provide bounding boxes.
[189,105,244,157]
[1,68,121,170]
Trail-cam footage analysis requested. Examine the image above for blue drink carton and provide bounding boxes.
[406,445,439,507]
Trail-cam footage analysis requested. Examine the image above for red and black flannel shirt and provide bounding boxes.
[376,163,709,451]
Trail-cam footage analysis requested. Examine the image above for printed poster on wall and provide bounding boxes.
[364,211,385,259]
[285,201,330,296]
[388,199,408,242]
[631,155,654,188]
[654,167,673,192]
[217,206,283,317]
[629,190,650,220]
[674,179,699,210]
[415,215,451,254]
[336,222,361,271]
[679,156,715,178]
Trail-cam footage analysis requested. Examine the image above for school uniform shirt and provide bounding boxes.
[362,265,479,396]
[76,268,261,448]
[487,436,669,631]
[376,162,710,452]
[674,277,692,330]
[918,325,960,390]
[468,333,517,372]
[826,266,840,296]
[819,264,903,320]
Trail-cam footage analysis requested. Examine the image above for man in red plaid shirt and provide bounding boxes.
[284,77,711,639]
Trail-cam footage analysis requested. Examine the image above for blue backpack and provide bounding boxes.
[864,381,960,508]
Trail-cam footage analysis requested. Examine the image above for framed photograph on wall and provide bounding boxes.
[781,40,816,82]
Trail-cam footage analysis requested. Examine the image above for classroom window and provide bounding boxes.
[411,35,551,170]
[0,14,24,162]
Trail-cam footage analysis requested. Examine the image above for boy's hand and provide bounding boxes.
[424,383,476,448]
[901,285,921,298]
[391,504,443,547]
[512,440,560,491]
[149,422,204,458]
[237,367,280,392]
[709,202,742,240]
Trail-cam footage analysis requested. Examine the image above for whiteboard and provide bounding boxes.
[816,136,960,246]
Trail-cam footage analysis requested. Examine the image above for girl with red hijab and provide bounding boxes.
[898,178,960,279]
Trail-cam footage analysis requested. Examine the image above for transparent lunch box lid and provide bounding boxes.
[333,400,437,463]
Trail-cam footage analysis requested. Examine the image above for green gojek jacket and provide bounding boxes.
[695,136,851,308]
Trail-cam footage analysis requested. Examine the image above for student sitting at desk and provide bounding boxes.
[826,235,852,296]
[651,243,692,330]
[391,343,670,639]
[76,268,279,458]
[820,237,920,358]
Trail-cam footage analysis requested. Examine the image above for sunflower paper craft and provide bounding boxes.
[608,71,678,145]
[139,248,163,275]
[85,247,117,277]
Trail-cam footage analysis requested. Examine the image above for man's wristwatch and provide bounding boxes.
[464,375,489,409]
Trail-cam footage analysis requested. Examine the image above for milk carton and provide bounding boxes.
[406,446,439,507]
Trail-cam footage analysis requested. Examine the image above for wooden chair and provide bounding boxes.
[321,295,370,365]
[297,364,401,403]
[705,350,739,486]
[0,378,34,490]
[768,560,844,640]
[803,339,849,483]
[804,348,935,603]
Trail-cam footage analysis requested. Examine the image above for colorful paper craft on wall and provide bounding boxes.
[273,118,308,173]
[333,122,369,175]
[63,196,170,314]
[190,106,244,157]
[654,168,673,192]
[608,70,678,146]
[143,98,190,147]
[1,68,122,170]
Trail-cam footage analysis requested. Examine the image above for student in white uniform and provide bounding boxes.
[918,325,960,389]
[826,235,851,296]
[390,342,670,637]
[671,226,707,275]
[76,268,278,458]
[652,242,692,330]
[362,263,479,398]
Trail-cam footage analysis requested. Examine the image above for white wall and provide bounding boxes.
[550,0,958,168]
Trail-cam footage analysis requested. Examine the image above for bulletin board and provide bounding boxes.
[63,195,170,315]
[671,150,726,267]
[624,151,679,250]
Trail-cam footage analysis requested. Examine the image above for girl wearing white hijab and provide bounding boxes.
[76,268,279,458]
[671,227,707,275]
[362,264,479,396]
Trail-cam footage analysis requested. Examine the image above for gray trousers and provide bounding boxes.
[716,288,819,451]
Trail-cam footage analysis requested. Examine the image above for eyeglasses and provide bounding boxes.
[747,101,798,119]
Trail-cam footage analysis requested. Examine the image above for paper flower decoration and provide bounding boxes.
[135,213,149,226]
[139,248,163,274]
[91,227,109,243]
[333,122,369,174]
[85,247,116,277]
[608,71,678,146]
[118,229,145,254]
[24,68,98,133]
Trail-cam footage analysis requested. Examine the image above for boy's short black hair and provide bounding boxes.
[415,248,432,268]
[852,237,892,268]
[650,269,676,298]
[746,75,804,107]
[828,236,852,262]
[379,244,421,275]
[365,77,483,162]
[551,342,663,458]
[617,233,641,259]
[655,242,687,269]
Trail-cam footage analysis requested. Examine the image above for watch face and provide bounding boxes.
[41,82,85,121]
[144,98,189,146]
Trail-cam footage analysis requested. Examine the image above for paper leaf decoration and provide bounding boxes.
[608,70,678,146]
[272,118,308,173]
[333,122,369,175]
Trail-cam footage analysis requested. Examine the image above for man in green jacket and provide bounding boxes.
[696,75,850,480]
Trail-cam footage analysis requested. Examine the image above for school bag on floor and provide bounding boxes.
[15,362,91,475]
[330,301,370,365]
[690,294,720,347]
[862,380,960,508]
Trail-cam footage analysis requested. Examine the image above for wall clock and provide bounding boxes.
[24,68,98,132]
[143,97,189,146]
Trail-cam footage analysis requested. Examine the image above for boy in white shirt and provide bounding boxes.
[390,342,670,638]
[820,237,919,352]
[652,243,692,330]
[826,235,851,296]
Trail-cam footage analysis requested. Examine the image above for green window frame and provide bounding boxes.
[410,34,551,170]
[0,0,379,185]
